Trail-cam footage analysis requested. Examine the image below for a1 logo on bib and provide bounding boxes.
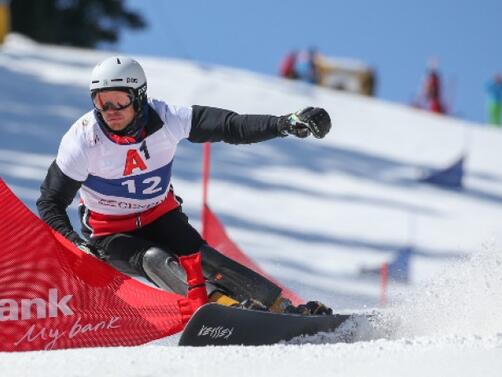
[123,141,151,176]
[123,150,147,176]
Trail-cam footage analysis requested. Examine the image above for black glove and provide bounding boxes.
[74,239,102,258]
[284,300,333,316]
[303,300,333,315]
[278,107,332,139]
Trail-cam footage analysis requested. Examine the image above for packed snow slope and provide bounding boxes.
[1,35,501,376]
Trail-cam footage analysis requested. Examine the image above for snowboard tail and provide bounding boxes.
[179,303,368,346]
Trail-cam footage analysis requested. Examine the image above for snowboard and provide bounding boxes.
[178,303,371,346]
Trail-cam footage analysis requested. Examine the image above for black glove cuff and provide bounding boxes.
[73,239,103,258]
[277,116,290,137]
[66,231,84,244]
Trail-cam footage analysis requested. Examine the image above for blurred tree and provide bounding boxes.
[10,0,145,47]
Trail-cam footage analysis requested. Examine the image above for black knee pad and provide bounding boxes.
[200,244,282,307]
[141,247,188,295]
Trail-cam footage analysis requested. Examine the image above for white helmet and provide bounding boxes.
[90,56,147,112]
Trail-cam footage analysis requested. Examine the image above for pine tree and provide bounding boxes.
[10,0,146,47]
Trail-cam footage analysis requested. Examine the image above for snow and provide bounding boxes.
[1,34,502,376]
[2,336,502,377]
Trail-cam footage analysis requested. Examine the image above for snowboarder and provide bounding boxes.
[37,56,332,316]
[421,59,445,114]
[279,50,299,79]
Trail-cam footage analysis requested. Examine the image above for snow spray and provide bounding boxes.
[387,243,502,338]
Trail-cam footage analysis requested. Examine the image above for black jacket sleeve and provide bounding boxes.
[36,161,83,243]
[188,105,284,144]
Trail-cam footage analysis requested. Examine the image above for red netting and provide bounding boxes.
[0,179,195,351]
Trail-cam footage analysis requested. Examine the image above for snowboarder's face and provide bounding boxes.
[93,90,136,131]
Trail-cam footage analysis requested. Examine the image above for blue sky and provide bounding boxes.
[117,0,502,124]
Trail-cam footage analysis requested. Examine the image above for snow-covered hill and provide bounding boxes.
[1,35,501,376]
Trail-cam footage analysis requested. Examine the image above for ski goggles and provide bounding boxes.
[92,90,134,112]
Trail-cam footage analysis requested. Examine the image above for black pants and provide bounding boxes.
[85,208,282,306]
[87,208,204,276]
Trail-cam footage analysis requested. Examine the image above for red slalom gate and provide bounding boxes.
[0,179,200,352]
[200,143,302,305]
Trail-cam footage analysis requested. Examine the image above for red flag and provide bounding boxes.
[200,143,302,305]
[0,179,197,352]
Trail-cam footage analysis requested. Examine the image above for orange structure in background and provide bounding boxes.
[0,1,10,44]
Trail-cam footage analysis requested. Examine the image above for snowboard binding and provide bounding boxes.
[209,291,333,316]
